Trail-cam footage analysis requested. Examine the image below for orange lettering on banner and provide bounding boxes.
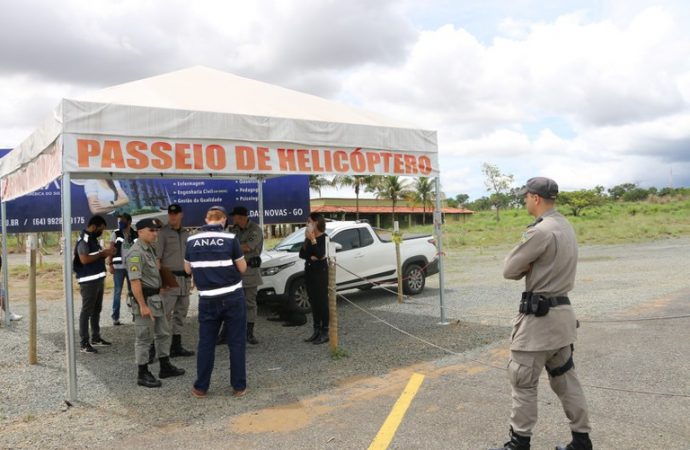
[206,145,225,170]
[296,149,311,172]
[278,149,296,172]
[366,151,381,172]
[310,149,324,172]
[393,153,404,174]
[418,156,432,175]
[126,141,148,169]
[77,139,100,167]
[381,152,393,173]
[102,140,125,168]
[175,144,192,170]
[236,146,255,170]
[351,149,365,173]
[322,150,333,172]
[193,144,204,169]
[333,150,349,172]
[403,154,418,174]
[256,147,272,170]
[151,142,173,170]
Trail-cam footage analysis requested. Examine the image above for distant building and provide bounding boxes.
[310,197,473,228]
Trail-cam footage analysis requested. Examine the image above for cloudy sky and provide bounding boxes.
[1,0,689,200]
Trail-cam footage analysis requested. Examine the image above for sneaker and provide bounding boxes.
[80,343,98,354]
[9,313,23,321]
[91,337,112,346]
[232,389,247,398]
[113,320,122,326]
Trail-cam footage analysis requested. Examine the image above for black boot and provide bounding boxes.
[137,364,162,388]
[148,343,156,365]
[216,323,227,346]
[158,356,185,379]
[555,431,592,450]
[304,327,320,342]
[312,328,330,345]
[247,322,259,345]
[170,334,195,357]
[490,427,531,450]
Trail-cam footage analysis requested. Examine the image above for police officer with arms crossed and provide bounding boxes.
[229,206,263,345]
[126,218,185,388]
[157,204,195,357]
[185,206,248,398]
[491,177,592,450]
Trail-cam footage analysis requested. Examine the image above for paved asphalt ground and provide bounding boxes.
[1,238,689,449]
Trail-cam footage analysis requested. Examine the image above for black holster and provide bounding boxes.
[519,292,550,316]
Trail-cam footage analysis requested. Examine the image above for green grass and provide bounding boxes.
[404,198,690,249]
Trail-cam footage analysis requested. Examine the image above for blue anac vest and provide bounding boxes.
[185,224,244,297]
[73,230,107,284]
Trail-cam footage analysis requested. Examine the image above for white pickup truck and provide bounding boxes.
[257,220,439,311]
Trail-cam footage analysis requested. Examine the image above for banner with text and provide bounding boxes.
[1,149,309,232]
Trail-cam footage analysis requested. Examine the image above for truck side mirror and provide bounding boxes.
[333,242,343,252]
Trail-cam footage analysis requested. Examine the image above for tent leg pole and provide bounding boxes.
[434,177,448,325]
[61,173,78,402]
[257,176,264,230]
[1,201,10,327]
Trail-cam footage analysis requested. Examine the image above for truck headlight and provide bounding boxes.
[261,261,295,276]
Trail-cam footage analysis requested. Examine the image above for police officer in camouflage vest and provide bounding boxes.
[491,177,592,450]
[126,218,185,388]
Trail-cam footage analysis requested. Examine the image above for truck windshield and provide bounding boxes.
[272,226,333,252]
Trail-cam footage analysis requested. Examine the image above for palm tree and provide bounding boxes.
[367,176,412,223]
[333,175,379,220]
[308,175,332,198]
[410,177,435,225]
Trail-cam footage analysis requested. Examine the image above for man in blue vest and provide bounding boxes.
[74,215,114,354]
[107,212,137,326]
[185,206,247,398]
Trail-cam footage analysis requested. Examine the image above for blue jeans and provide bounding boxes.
[194,293,247,393]
[111,268,129,321]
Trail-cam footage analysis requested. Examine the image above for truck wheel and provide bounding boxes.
[288,278,311,312]
[403,263,425,295]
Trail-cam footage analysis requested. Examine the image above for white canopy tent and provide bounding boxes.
[0,66,445,401]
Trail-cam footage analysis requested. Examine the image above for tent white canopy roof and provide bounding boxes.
[0,66,444,401]
[0,66,438,201]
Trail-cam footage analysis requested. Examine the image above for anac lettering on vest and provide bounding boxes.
[193,238,225,247]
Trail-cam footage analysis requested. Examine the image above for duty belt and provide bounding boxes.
[172,270,191,278]
[519,292,570,316]
[142,287,161,298]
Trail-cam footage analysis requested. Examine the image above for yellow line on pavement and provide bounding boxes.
[368,373,425,450]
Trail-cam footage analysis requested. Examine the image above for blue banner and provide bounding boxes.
[1,149,309,232]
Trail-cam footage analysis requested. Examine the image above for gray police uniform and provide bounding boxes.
[503,208,590,436]
[156,224,192,334]
[231,220,263,323]
[126,239,170,365]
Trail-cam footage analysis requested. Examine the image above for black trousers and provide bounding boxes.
[79,279,104,345]
[305,262,329,330]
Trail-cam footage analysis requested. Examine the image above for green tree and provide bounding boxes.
[482,162,514,221]
[308,175,332,198]
[367,176,412,223]
[608,183,637,201]
[409,177,435,225]
[558,189,606,216]
[466,196,492,211]
[333,175,379,220]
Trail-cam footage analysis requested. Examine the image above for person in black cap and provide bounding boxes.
[156,204,195,358]
[126,217,185,388]
[490,177,592,450]
[107,212,137,326]
[225,205,264,345]
[185,206,247,398]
